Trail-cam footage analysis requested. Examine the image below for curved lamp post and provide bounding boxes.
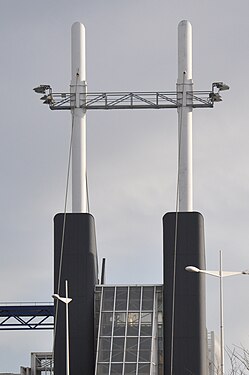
[52,280,72,375]
[185,250,249,375]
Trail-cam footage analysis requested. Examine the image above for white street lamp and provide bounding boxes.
[52,280,72,375]
[185,251,249,375]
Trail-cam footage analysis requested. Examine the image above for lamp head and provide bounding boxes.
[242,270,249,275]
[33,85,51,94]
[42,94,54,105]
[52,294,72,304]
[209,92,222,102]
[185,266,200,273]
[212,82,230,91]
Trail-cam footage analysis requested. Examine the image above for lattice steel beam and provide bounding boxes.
[39,90,214,111]
[0,304,54,330]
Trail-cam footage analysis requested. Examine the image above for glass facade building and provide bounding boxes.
[94,285,163,375]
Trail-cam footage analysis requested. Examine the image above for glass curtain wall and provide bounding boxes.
[95,285,163,375]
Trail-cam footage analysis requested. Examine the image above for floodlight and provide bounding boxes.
[209,92,222,102]
[218,84,229,91]
[33,85,51,94]
[43,95,54,105]
[212,82,230,91]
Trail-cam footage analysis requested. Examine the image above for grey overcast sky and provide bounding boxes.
[1,0,249,371]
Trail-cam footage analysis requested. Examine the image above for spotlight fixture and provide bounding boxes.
[209,92,222,102]
[210,81,229,104]
[33,85,51,94]
[42,95,54,105]
[212,82,230,92]
[40,95,48,100]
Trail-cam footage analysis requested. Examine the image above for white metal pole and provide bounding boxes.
[219,251,225,375]
[177,20,193,211]
[65,280,70,375]
[71,22,88,213]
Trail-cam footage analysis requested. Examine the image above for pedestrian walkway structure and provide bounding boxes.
[0,304,54,330]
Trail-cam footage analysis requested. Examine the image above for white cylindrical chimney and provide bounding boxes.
[177,20,193,211]
[71,22,88,213]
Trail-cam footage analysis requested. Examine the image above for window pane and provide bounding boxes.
[140,313,152,336]
[100,312,113,336]
[127,313,139,336]
[139,350,151,363]
[124,363,137,375]
[103,287,115,311]
[125,337,138,362]
[115,287,128,310]
[96,312,100,338]
[139,338,151,362]
[97,364,109,375]
[114,312,126,336]
[158,335,163,375]
[138,363,150,375]
[158,337,163,351]
[112,337,125,362]
[128,287,141,310]
[157,324,163,339]
[111,363,123,375]
[98,337,111,362]
[142,287,154,310]
[156,287,163,311]
[95,290,101,314]
[139,337,151,350]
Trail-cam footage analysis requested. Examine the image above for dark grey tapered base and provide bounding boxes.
[163,212,207,375]
[54,213,98,375]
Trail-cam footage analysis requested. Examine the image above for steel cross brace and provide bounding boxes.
[0,304,54,330]
[38,90,214,111]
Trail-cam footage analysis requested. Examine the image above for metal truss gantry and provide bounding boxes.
[34,84,227,111]
[0,304,54,330]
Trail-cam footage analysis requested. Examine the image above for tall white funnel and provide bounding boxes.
[71,22,88,213]
[177,20,193,211]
